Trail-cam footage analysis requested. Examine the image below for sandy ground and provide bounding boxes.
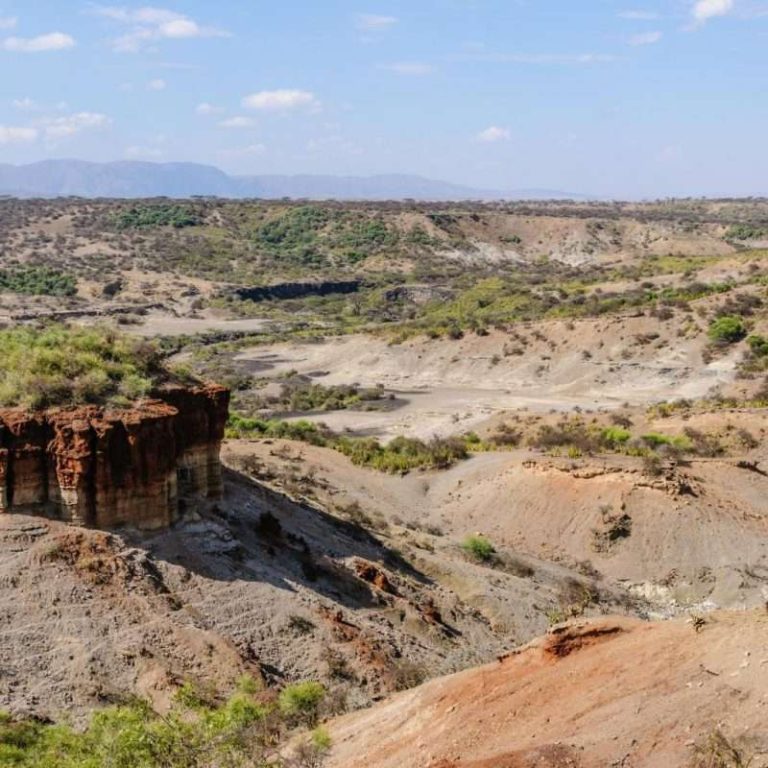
[133,313,273,337]
[235,319,738,439]
[325,611,768,768]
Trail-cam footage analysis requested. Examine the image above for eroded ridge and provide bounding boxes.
[0,384,229,530]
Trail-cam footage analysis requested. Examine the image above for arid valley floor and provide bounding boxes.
[1,198,767,766]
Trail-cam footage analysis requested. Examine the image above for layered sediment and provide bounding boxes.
[0,385,229,530]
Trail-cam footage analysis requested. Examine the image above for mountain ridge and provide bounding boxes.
[0,159,589,201]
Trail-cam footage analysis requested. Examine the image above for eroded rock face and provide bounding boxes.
[0,385,229,530]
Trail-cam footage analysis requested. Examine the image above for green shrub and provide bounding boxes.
[461,534,495,562]
[708,315,747,344]
[113,204,201,230]
[0,266,76,297]
[226,414,329,444]
[640,432,692,451]
[334,435,468,474]
[227,413,471,474]
[278,681,325,725]
[0,325,167,409]
[747,334,768,357]
[724,224,766,241]
[0,686,272,768]
[600,426,632,447]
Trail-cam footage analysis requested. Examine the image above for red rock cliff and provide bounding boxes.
[0,384,229,530]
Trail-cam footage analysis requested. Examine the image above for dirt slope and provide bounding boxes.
[234,317,738,440]
[224,441,768,612]
[326,612,768,768]
[2,466,627,722]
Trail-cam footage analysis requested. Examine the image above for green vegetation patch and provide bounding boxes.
[461,534,495,562]
[708,315,747,344]
[0,677,329,767]
[334,434,469,474]
[113,204,201,230]
[248,205,406,270]
[0,266,76,297]
[725,224,767,241]
[226,414,470,474]
[0,325,167,409]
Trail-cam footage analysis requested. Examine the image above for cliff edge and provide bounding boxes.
[0,384,229,530]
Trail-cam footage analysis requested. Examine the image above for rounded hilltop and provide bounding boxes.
[0,324,193,411]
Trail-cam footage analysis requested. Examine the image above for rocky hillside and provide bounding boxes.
[0,385,228,529]
[325,611,768,768]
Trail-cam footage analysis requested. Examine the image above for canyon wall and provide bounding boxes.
[231,280,361,303]
[0,385,229,530]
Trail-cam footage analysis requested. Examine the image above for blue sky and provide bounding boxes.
[0,0,766,197]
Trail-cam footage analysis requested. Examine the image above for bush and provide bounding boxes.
[0,325,167,409]
[113,204,201,230]
[747,334,768,357]
[461,534,495,562]
[724,224,766,241]
[708,316,747,344]
[0,683,279,768]
[226,415,471,474]
[335,435,469,474]
[600,426,632,448]
[0,266,76,297]
[640,432,692,452]
[278,681,326,725]
[226,414,329,445]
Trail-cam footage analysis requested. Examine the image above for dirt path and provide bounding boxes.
[133,314,273,337]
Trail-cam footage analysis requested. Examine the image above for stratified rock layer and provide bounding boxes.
[0,385,229,530]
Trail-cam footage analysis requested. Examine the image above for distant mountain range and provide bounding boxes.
[0,160,588,201]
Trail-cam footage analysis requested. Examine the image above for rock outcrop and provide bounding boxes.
[0,385,229,530]
[231,280,361,303]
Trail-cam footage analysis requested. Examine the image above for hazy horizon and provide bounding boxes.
[1,1,766,199]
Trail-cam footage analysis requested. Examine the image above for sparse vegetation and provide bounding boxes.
[0,266,76,296]
[691,729,754,767]
[226,414,470,473]
[0,677,330,767]
[0,325,168,409]
[112,203,201,230]
[708,315,747,345]
[278,681,326,726]
[461,534,496,562]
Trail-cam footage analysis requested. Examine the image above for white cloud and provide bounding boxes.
[196,102,222,115]
[41,112,111,139]
[12,97,37,111]
[242,89,318,111]
[0,125,38,144]
[0,16,17,29]
[629,30,663,45]
[94,6,229,52]
[464,52,616,65]
[2,32,75,52]
[356,14,398,31]
[218,116,256,128]
[619,10,661,19]
[147,78,166,91]
[476,125,511,143]
[692,0,735,22]
[382,62,434,75]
